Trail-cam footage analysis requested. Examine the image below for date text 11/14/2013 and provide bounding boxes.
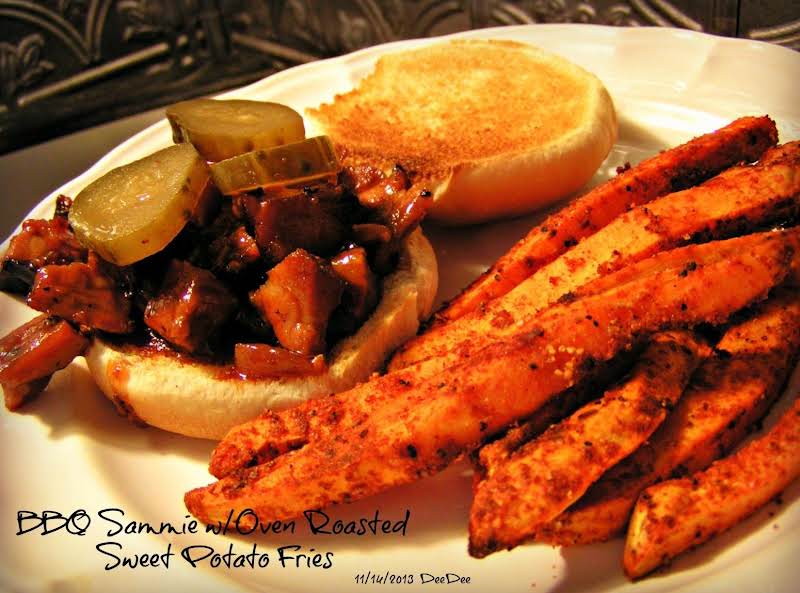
[354,571,471,585]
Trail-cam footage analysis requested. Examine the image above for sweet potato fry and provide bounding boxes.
[537,289,800,545]
[472,358,632,482]
[210,230,799,479]
[209,229,799,480]
[468,331,709,558]
[472,348,645,480]
[185,230,798,527]
[434,115,778,325]
[390,141,800,370]
[623,393,800,579]
[473,390,585,481]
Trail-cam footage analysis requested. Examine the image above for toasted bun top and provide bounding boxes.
[85,229,437,440]
[307,39,617,225]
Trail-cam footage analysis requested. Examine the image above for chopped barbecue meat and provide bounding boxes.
[232,304,275,343]
[163,201,241,272]
[54,195,72,218]
[352,223,392,244]
[249,187,351,261]
[0,163,422,375]
[144,260,237,354]
[27,253,133,333]
[370,187,433,274]
[331,247,379,325]
[386,186,432,239]
[346,163,430,238]
[231,192,259,222]
[234,343,326,378]
[346,163,386,193]
[209,226,261,275]
[250,249,344,355]
[0,216,87,293]
[0,315,88,410]
[190,181,222,226]
[2,377,51,412]
[3,217,86,266]
[0,260,37,294]
[349,164,411,209]
[343,164,431,274]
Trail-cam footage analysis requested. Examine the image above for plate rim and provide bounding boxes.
[1,23,798,593]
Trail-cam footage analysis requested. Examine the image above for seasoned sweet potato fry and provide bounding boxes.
[472,354,635,482]
[210,230,799,479]
[209,229,799,480]
[468,331,709,557]
[473,348,645,481]
[623,394,800,579]
[390,141,800,370]
[185,230,798,527]
[537,289,800,545]
[434,115,778,325]
[473,390,584,480]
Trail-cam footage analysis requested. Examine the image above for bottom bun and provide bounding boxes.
[85,229,437,440]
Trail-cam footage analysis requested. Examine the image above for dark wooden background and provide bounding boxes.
[1,1,798,154]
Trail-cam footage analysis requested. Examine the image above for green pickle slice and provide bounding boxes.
[166,99,305,162]
[69,143,210,266]
[210,136,341,196]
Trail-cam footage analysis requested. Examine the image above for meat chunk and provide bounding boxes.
[234,343,325,378]
[385,186,432,240]
[190,181,222,226]
[0,260,38,295]
[345,163,430,239]
[351,223,392,245]
[249,188,349,261]
[1,216,87,293]
[346,163,387,195]
[170,200,242,272]
[209,226,261,275]
[250,250,344,355]
[144,260,237,354]
[331,247,379,326]
[348,163,410,209]
[3,216,85,266]
[0,315,88,410]
[53,194,73,218]
[348,164,432,274]
[27,254,133,333]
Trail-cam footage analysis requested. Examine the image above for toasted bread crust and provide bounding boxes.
[307,39,617,224]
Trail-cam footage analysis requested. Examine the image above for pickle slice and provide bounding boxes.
[210,136,341,196]
[69,143,210,266]
[166,99,305,162]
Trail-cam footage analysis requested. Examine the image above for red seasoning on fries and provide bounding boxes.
[1,32,799,587]
[624,395,800,579]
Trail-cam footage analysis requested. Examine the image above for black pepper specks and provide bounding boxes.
[678,261,698,277]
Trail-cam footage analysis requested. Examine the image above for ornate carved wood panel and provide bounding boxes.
[1,1,797,153]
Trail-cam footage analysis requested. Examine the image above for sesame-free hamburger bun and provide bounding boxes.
[85,229,437,440]
[306,39,617,225]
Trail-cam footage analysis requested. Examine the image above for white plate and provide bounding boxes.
[1,24,799,593]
